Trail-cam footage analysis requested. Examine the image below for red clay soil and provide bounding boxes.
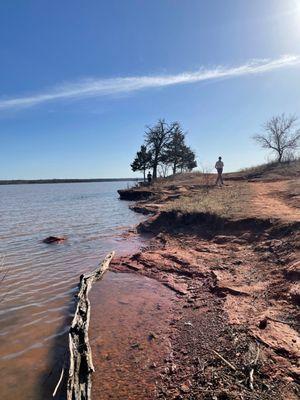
[93,179,300,399]
[250,181,300,221]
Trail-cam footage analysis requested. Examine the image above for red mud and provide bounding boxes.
[91,179,300,399]
[89,271,177,399]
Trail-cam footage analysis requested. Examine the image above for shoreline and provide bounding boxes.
[0,178,140,186]
[90,171,300,399]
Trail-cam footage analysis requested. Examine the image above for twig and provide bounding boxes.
[253,346,260,365]
[53,367,64,397]
[211,349,236,371]
[249,345,260,391]
[249,368,254,391]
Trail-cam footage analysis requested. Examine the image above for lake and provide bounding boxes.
[0,181,144,399]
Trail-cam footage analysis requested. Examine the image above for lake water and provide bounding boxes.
[0,181,144,399]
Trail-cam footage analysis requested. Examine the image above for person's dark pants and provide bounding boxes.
[216,168,224,185]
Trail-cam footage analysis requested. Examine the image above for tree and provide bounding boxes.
[162,122,186,174]
[145,119,173,179]
[178,145,197,172]
[132,119,197,179]
[131,145,152,181]
[253,114,300,162]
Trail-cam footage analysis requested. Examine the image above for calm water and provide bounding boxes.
[0,181,144,399]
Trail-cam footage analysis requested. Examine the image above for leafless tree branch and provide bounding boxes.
[253,113,300,162]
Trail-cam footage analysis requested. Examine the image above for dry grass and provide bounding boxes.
[284,180,300,209]
[236,159,300,179]
[163,182,251,219]
[151,171,216,190]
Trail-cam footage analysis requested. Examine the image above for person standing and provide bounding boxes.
[215,156,224,186]
[147,171,152,184]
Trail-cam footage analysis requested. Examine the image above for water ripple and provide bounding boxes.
[0,182,144,373]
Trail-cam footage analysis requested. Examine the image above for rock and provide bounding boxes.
[213,235,236,244]
[289,284,300,305]
[233,259,243,265]
[258,318,268,329]
[180,383,190,393]
[148,332,157,341]
[170,363,177,374]
[118,188,152,200]
[285,261,300,281]
[43,236,66,244]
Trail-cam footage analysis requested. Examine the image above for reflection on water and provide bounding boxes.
[0,182,143,400]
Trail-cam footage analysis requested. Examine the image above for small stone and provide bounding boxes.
[180,383,190,393]
[148,332,156,341]
[170,364,177,373]
[233,259,242,265]
[258,318,268,329]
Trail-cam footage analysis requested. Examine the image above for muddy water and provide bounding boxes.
[0,182,144,400]
[90,272,177,400]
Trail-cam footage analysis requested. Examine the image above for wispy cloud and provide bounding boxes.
[0,55,299,111]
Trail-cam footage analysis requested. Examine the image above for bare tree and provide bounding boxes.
[253,114,300,162]
[145,119,173,179]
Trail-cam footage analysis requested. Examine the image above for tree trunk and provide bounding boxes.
[152,163,157,180]
[143,169,146,182]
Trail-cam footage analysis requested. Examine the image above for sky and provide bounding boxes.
[1,0,300,179]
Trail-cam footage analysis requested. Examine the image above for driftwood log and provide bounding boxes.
[66,251,115,400]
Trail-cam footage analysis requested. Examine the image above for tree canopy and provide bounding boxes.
[131,145,152,181]
[131,119,197,179]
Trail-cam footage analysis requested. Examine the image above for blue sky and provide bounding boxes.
[1,0,300,179]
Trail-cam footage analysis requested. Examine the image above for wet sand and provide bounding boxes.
[89,271,178,400]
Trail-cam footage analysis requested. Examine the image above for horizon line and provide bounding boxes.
[0,177,141,185]
[0,54,300,111]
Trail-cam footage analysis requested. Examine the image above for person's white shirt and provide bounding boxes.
[215,160,224,169]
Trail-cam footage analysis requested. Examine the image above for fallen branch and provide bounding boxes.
[57,251,115,400]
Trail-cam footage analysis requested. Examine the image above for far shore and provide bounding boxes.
[0,178,141,186]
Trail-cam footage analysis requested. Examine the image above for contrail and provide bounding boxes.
[0,54,299,111]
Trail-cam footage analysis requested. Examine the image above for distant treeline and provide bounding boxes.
[0,178,140,186]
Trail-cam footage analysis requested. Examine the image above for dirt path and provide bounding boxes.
[250,180,300,221]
